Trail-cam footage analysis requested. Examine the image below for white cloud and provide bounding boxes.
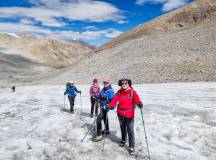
[0,0,124,44]
[0,7,64,27]
[136,0,188,12]
[19,18,36,25]
[62,1,124,23]
[0,0,125,27]
[163,0,187,12]
[136,0,165,5]
[83,26,98,30]
[51,28,122,41]
[29,0,66,8]
[0,22,122,42]
[0,22,52,34]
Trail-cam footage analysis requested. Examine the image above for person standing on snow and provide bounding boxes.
[89,79,100,118]
[94,78,115,142]
[64,81,81,113]
[12,86,15,92]
[108,79,143,155]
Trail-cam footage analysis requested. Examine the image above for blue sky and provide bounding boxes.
[0,0,192,46]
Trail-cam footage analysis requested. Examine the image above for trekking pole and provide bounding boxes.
[140,108,151,160]
[81,113,99,142]
[80,93,83,114]
[64,95,65,109]
[102,112,108,151]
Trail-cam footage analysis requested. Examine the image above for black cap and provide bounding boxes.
[118,79,132,87]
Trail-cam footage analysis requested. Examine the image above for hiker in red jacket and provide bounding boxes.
[108,79,143,155]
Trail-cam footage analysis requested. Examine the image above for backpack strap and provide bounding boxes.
[130,89,136,109]
[130,89,133,98]
[118,90,122,98]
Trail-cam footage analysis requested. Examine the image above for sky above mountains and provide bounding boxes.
[0,0,192,46]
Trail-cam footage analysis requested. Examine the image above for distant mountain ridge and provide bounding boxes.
[0,33,93,68]
[0,32,94,86]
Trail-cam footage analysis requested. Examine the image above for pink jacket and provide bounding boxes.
[89,85,100,97]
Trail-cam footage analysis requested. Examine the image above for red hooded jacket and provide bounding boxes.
[109,87,141,118]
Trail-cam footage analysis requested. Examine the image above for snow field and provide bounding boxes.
[0,83,215,160]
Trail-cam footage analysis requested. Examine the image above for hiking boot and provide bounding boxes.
[93,135,103,142]
[71,110,74,114]
[119,140,126,147]
[90,114,93,118]
[102,130,110,135]
[129,147,135,155]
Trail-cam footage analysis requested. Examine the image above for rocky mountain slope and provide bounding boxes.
[44,0,216,84]
[96,0,216,52]
[0,33,94,86]
[0,33,94,68]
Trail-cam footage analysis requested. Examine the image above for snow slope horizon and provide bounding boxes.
[0,83,215,160]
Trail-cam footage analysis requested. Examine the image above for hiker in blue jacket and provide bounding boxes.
[64,81,81,113]
[94,78,115,142]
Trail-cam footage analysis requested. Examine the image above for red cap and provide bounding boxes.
[93,79,98,83]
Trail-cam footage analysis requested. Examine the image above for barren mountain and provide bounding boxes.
[96,0,216,52]
[0,33,94,68]
[43,0,216,84]
[0,33,94,86]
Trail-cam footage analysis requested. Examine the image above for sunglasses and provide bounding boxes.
[121,82,128,85]
[103,82,109,84]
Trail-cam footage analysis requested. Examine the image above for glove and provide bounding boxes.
[64,92,66,95]
[137,101,143,109]
[79,91,82,94]
[106,105,110,111]
[101,105,109,111]
[109,105,116,110]
[93,94,98,99]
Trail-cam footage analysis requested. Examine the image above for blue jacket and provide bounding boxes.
[99,85,115,110]
[65,85,81,96]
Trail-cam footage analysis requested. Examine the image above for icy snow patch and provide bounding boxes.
[0,83,215,160]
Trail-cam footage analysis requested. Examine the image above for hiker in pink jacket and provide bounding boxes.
[89,79,100,118]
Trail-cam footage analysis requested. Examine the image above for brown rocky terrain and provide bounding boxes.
[0,33,94,68]
[96,0,216,52]
[0,33,94,86]
[42,0,216,85]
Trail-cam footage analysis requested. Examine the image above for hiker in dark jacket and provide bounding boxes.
[108,79,143,155]
[12,86,15,92]
[94,78,115,142]
[64,81,81,113]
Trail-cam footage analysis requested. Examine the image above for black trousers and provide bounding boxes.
[68,95,75,112]
[90,97,99,116]
[118,114,135,148]
[96,110,109,136]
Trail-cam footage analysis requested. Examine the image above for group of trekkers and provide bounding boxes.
[64,78,143,155]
